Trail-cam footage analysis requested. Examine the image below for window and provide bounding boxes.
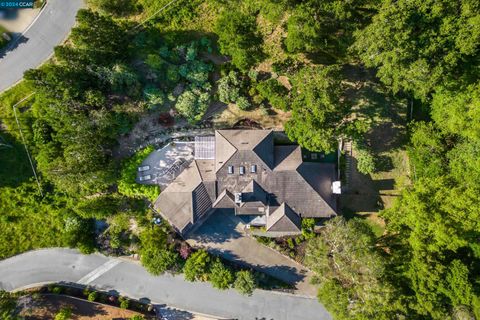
[239,166,245,175]
[250,165,257,173]
[228,166,234,174]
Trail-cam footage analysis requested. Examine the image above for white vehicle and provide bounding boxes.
[139,175,152,182]
[138,165,150,172]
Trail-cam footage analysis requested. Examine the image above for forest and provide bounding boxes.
[0,0,479,319]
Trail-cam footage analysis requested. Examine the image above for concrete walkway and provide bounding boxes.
[0,0,84,92]
[187,211,318,297]
[0,248,331,320]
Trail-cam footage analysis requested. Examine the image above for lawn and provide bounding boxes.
[339,65,410,234]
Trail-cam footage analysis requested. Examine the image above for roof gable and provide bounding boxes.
[267,203,301,232]
[274,145,302,171]
[215,131,237,172]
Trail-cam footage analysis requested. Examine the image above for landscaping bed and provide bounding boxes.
[18,285,156,319]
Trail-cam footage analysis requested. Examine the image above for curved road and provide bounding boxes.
[0,0,84,92]
[0,248,331,320]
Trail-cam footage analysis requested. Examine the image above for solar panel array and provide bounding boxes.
[194,136,215,159]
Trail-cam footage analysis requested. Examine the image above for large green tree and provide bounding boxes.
[285,65,358,152]
[305,217,404,320]
[353,0,480,100]
[215,10,263,71]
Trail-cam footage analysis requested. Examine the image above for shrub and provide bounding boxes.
[183,250,211,282]
[234,270,256,296]
[54,307,72,320]
[236,96,251,111]
[356,146,375,175]
[118,146,160,201]
[52,286,63,294]
[302,218,316,239]
[87,291,97,302]
[286,238,295,249]
[209,259,234,290]
[139,226,179,275]
[119,296,129,309]
[0,290,18,319]
[217,71,241,104]
[143,86,165,108]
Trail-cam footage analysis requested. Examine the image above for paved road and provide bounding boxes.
[0,0,84,92]
[0,248,331,320]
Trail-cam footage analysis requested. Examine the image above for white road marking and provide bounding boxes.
[77,259,121,285]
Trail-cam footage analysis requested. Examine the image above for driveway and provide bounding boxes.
[187,211,318,297]
[0,248,331,320]
[0,0,84,92]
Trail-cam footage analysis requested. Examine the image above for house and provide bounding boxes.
[154,130,338,236]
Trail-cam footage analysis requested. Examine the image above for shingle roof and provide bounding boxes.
[274,145,302,171]
[216,130,274,170]
[266,203,301,232]
[215,131,237,172]
[154,161,213,234]
[155,130,337,235]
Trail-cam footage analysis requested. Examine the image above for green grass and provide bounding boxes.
[0,133,32,187]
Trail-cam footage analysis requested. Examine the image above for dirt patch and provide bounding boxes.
[19,294,148,320]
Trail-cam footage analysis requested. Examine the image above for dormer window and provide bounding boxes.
[239,166,245,175]
[251,165,257,173]
[228,166,234,174]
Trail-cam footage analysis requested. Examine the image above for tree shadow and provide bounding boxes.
[0,132,33,187]
[155,304,196,320]
[0,35,29,59]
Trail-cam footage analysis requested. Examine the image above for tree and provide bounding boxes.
[285,3,333,54]
[139,226,179,275]
[215,10,263,71]
[431,82,480,141]
[233,270,256,296]
[209,259,234,290]
[305,217,403,319]
[183,250,211,282]
[353,0,480,100]
[70,9,130,64]
[255,78,289,111]
[408,122,447,180]
[285,66,356,152]
[381,177,480,318]
[175,88,210,124]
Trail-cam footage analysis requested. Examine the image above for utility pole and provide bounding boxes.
[11,92,43,197]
